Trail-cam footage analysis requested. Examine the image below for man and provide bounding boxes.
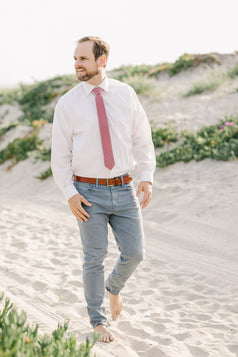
[51,36,155,343]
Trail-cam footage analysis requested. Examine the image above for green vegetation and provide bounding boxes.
[122,75,157,95]
[111,53,219,82]
[18,75,77,125]
[0,292,98,356]
[0,134,42,165]
[156,115,238,167]
[151,125,178,147]
[169,53,218,76]
[0,126,53,179]
[184,70,227,96]
[0,122,18,136]
[111,64,158,80]
[34,147,51,162]
[227,62,238,78]
[1,57,238,174]
[0,88,20,105]
[36,166,52,180]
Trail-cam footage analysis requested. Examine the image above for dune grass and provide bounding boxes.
[122,75,157,95]
[184,70,227,97]
[227,62,238,78]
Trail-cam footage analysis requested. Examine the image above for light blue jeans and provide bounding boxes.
[73,175,145,328]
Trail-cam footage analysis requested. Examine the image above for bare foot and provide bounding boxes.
[94,324,115,343]
[107,291,123,320]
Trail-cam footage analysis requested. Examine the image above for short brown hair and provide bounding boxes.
[77,36,110,67]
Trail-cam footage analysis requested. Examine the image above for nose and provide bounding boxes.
[74,59,82,68]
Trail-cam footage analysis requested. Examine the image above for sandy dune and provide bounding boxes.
[0,157,238,357]
[1,53,238,356]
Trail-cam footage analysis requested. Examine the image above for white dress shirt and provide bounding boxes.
[51,76,156,200]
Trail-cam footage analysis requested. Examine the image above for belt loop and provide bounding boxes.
[96,178,99,188]
[121,174,125,187]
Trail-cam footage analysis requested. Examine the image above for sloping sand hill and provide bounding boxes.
[0,52,238,356]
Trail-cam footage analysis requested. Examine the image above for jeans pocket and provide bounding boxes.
[74,181,96,193]
[124,182,134,191]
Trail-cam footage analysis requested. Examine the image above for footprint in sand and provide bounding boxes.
[171,331,191,341]
[67,280,83,288]
[193,313,211,321]
[187,345,209,357]
[32,281,48,291]
[227,344,238,355]
[164,303,181,312]
[141,289,154,296]
[71,269,82,276]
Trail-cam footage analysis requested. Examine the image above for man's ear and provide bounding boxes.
[98,55,107,68]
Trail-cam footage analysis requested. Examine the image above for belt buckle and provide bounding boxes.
[106,178,114,186]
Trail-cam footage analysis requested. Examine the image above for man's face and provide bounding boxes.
[74,41,100,82]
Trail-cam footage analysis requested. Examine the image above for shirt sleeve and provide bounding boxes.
[51,99,79,200]
[130,87,156,184]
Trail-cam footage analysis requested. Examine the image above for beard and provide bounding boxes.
[76,68,99,82]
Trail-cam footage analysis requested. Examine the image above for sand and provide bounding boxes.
[1,53,238,356]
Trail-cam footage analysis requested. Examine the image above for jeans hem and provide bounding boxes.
[105,284,121,296]
[93,321,108,329]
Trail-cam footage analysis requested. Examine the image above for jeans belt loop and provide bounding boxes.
[121,174,125,187]
[96,178,99,188]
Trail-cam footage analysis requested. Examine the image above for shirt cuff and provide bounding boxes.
[64,184,79,201]
[140,171,154,184]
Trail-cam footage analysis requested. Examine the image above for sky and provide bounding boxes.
[1,0,237,87]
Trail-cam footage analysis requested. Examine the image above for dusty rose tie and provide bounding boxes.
[92,87,115,170]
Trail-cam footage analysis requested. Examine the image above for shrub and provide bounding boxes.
[17,75,77,125]
[0,292,98,356]
[37,147,51,161]
[227,63,238,78]
[147,63,172,78]
[0,135,42,164]
[18,75,76,107]
[169,53,219,76]
[156,115,238,167]
[151,125,178,147]
[169,53,195,76]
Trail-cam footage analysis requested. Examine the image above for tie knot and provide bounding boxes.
[92,87,103,96]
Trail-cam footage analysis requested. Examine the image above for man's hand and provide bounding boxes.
[68,193,92,222]
[136,181,152,209]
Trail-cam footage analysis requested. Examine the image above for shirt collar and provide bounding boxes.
[82,76,110,96]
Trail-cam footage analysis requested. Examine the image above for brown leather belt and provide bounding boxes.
[73,173,133,186]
